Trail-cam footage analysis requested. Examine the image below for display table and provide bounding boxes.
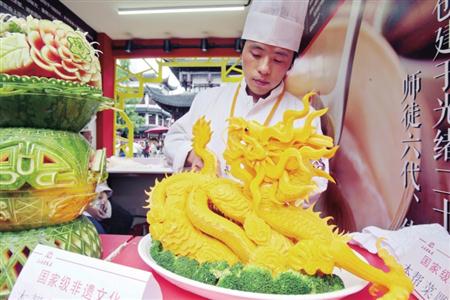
[100,235,417,300]
[101,234,199,299]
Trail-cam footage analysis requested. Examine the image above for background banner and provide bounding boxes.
[1,0,96,42]
[287,0,449,233]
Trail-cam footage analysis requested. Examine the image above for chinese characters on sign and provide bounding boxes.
[401,70,422,207]
[402,237,450,300]
[33,268,122,300]
[8,245,162,300]
[433,0,450,232]
[15,249,124,300]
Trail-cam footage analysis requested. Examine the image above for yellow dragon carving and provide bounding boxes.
[146,92,413,299]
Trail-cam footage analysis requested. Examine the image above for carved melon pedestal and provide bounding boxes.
[0,216,102,297]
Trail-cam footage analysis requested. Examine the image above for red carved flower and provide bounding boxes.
[0,14,101,88]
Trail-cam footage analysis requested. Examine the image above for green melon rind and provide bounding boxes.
[0,74,103,93]
[0,128,93,190]
[0,74,112,132]
[0,190,96,231]
[0,216,102,297]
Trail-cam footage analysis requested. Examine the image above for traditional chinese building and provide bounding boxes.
[135,90,172,129]
[144,86,196,121]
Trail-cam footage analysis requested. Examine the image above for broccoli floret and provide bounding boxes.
[273,270,313,295]
[218,263,276,292]
[150,240,163,259]
[216,262,244,290]
[322,274,345,292]
[150,241,232,285]
[150,240,175,271]
[149,240,345,295]
[192,262,219,285]
[192,261,230,285]
[208,261,230,278]
[239,265,274,294]
[217,271,241,290]
[229,262,245,273]
[172,256,199,279]
[310,274,345,293]
[155,250,176,272]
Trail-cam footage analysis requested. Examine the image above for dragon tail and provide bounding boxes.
[331,239,413,299]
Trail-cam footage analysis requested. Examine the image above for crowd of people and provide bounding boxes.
[117,136,164,158]
[141,137,164,158]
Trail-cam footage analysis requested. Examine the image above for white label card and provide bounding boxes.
[9,244,162,300]
[403,237,450,300]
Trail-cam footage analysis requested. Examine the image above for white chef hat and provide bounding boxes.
[242,0,309,52]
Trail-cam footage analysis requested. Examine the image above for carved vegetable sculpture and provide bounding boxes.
[0,14,101,87]
[147,92,413,298]
[0,128,104,231]
[0,13,105,296]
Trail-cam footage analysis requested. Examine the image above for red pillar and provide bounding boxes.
[97,33,115,156]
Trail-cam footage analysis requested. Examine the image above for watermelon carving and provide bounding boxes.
[0,13,108,295]
[0,216,102,297]
[0,14,101,88]
[0,74,111,131]
[0,188,97,231]
[0,128,106,230]
[0,128,98,190]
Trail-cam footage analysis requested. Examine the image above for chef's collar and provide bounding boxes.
[242,79,285,104]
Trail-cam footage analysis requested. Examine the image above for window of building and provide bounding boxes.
[148,114,156,125]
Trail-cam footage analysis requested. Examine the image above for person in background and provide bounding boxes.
[81,129,134,234]
[83,182,134,235]
[119,147,126,157]
[149,138,158,155]
[164,0,329,200]
[143,141,150,158]
[157,138,163,154]
[83,183,112,234]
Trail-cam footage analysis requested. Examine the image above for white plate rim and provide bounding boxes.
[137,234,368,300]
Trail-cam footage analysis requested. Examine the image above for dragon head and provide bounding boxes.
[225,117,268,164]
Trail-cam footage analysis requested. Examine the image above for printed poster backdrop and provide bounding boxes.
[287,0,449,233]
[0,0,96,42]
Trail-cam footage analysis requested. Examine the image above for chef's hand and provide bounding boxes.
[185,150,222,176]
[185,150,204,171]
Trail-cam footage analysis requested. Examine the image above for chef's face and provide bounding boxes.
[242,40,294,99]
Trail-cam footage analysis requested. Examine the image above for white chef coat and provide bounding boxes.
[163,80,329,197]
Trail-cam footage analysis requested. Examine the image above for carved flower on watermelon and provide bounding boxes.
[0,14,101,88]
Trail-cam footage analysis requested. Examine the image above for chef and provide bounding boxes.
[164,0,329,197]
